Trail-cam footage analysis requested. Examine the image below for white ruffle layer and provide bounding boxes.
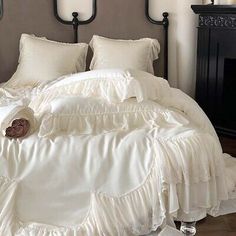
[30,77,143,114]
[0,132,232,236]
[38,109,187,138]
[38,97,189,138]
[39,111,158,137]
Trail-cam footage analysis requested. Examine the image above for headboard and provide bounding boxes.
[0,0,168,83]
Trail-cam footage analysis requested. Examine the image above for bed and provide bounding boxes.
[0,1,236,236]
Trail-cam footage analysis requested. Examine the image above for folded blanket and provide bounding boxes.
[0,105,35,138]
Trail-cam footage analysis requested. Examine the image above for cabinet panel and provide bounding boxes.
[196,28,210,113]
[192,5,236,137]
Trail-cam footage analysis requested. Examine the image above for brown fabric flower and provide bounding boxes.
[5,118,30,138]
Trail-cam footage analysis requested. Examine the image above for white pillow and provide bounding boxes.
[89,35,160,74]
[30,69,170,114]
[29,69,145,113]
[38,96,161,137]
[43,69,170,103]
[6,34,88,88]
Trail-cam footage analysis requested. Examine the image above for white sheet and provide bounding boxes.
[0,69,235,236]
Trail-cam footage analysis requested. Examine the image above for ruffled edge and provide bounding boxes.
[89,35,160,74]
[38,110,165,138]
[14,158,166,236]
[30,77,144,114]
[0,132,232,235]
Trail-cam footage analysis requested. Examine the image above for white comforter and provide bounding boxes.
[0,69,235,236]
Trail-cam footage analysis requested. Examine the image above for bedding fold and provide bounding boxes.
[0,177,18,235]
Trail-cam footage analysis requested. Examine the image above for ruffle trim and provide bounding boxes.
[38,109,178,138]
[9,161,166,236]
[29,77,144,114]
[37,95,189,138]
[153,133,227,185]
[0,133,231,235]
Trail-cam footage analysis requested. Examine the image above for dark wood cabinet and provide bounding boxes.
[192,5,236,138]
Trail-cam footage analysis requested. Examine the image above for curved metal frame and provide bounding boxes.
[145,0,169,80]
[0,0,3,20]
[53,0,97,43]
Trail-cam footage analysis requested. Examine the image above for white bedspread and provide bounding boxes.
[0,69,235,236]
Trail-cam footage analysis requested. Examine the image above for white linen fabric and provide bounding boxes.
[5,34,88,88]
[0,69,236,236]
[89,35,160,74]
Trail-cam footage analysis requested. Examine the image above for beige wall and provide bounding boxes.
[149,0,203,97]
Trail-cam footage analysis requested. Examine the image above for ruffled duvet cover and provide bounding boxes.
[0,69,236,236]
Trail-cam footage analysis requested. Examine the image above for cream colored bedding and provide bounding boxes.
[0,69,235,236]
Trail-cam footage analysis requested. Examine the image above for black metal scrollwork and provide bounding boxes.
[0,0,3,20]
[53,0,97,43]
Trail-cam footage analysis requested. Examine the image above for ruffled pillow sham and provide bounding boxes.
[5,34,88,88]
[32,69,171,137]
[38,97,164,137]
[89,35,160,74]
[30,69,143,113]
[46,68,170,102]
[30,69,170,114]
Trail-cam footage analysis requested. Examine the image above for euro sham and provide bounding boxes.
[5,34,88,88]
[89,35,160,74]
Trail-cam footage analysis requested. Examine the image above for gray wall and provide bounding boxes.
[0,0,164,83]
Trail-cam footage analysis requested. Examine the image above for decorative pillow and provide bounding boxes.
[29,69,144,113]
[37,69,171,137]
[38,96,162,137]
[89,35,160,74]
[6,34,88,88]
[30,69,170,114]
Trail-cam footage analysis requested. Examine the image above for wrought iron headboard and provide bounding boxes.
[53,0,169,80]
[53,0,97,43]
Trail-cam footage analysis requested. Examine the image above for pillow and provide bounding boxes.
[30,69,170,114]
[6,34,88,88]
[29,69,144,113]
[38,96,162,137]
[43,69,170,103]
[89,35,160,74]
